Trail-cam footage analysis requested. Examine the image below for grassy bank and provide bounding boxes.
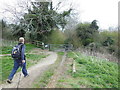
[56,51,118,88]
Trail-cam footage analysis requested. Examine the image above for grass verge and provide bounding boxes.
[65,51,118,88]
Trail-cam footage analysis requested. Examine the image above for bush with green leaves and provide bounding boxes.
[99,30,118,56]
[47,29,66,44]
[75,20,99,46]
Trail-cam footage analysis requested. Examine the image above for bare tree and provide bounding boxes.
[2,0,31,24]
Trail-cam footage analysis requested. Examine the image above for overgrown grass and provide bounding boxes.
[0,53,46,83]
[67,52,118,88]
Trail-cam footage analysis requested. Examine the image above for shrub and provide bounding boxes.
[47,29,66,44]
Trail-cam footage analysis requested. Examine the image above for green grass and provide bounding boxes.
[26,53,46,65]
[1,46,12,54]
[1,43,37,54]
[1,56,14,83]
[57,52,65,55]
[58,79,65,82]
[33,69,54,88]
[25,43,37,53]
[0,53,46,83]
[67,52,118,88]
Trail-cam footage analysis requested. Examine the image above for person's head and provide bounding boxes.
[19,37,25,44]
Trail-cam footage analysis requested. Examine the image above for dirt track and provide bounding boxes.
[46,52,66,88]
[0,51,57,89]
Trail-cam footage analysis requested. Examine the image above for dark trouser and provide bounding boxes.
[8,60,28,80]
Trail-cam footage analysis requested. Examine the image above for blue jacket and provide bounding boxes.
[16,43,26,63]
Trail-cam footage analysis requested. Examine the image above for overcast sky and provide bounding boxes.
[0,0,119,30]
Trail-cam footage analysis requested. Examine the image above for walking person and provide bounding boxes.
[7,37,29,83]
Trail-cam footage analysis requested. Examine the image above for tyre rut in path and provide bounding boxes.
[46,52,67,88]
[0,51,57,89]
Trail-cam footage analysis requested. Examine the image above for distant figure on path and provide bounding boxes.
[7,37,29,83]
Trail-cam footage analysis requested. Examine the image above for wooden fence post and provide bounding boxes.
[73,59,76,73]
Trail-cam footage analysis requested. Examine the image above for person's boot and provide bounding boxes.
[24,74,29,77]
[7,79,12,84]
